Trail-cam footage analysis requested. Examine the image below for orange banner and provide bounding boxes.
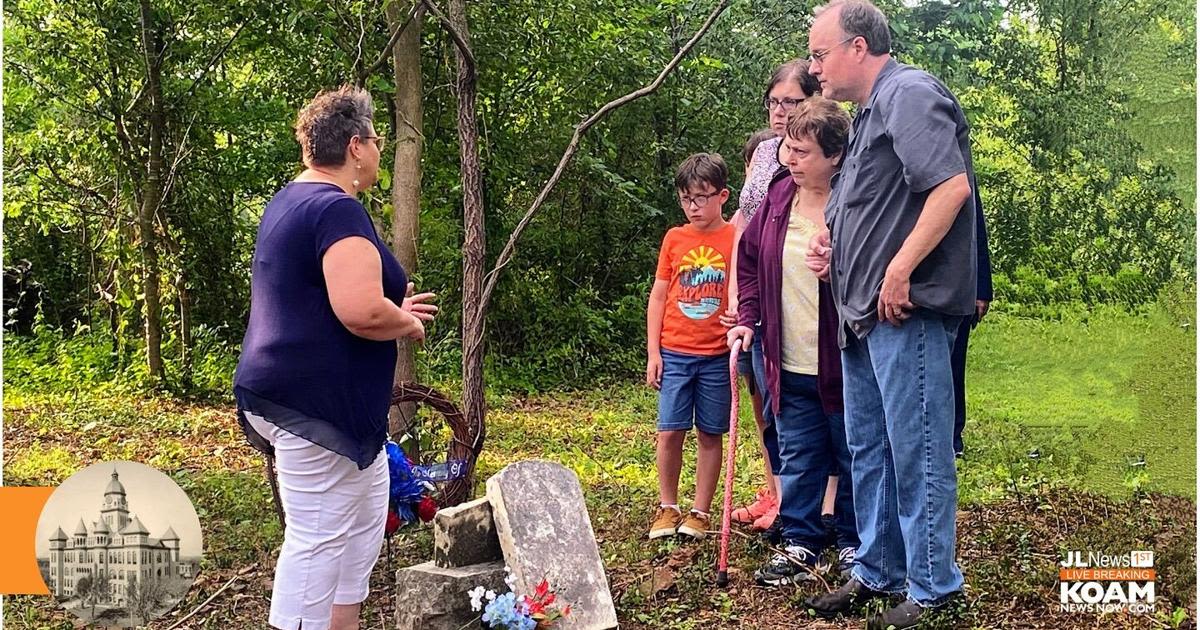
[0,487,54,594]
[1059,568,1156,582]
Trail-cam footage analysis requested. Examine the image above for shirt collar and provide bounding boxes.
[861,57,900,112]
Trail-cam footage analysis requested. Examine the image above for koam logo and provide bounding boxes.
[1060,581,1155,604]
[1058,550,1156,614]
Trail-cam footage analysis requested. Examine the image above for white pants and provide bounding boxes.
[245,412,389,630]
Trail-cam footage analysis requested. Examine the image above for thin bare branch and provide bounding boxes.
[123,83,148,116]
[42,161,112,208]
[421,0,475,71]
[359,0,423,82]
[179,20,248,103]
[352,6,368,76]
[7,61,115,123]
[325,2,362,60]
[154,111,200,220]
[41,161,128,224]
[479,0,731,312]
[164,573,240,630]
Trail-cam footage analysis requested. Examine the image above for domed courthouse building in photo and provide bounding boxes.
[45,469,190,603]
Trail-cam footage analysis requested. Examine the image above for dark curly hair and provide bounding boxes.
[743,128,777,167]
[294,85,375,167]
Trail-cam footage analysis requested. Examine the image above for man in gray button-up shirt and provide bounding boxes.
[802,1,974,628]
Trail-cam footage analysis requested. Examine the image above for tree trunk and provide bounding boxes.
[388,0,425,437]
[447,0,487,441]
[178,272,192,385]
[138,0,166,383]
[160,217,191,387]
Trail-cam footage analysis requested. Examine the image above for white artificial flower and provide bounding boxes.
[504,572,517,590]
[468,585,486,612]
[485,589,497,602]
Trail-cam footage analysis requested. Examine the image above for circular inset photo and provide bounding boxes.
[35,461,203,627]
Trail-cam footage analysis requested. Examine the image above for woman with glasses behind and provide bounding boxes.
[234,85,436,630]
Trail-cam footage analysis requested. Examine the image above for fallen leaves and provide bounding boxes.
[637,566,675,598]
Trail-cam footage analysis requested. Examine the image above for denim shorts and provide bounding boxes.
[657,348,732,435]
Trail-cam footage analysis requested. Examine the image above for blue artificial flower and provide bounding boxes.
[386,441,426,508]
[394,501,415,524]
[481,591,536,629]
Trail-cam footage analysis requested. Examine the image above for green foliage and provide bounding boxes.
[3,0,1194,394]
[173,470,283,568]
[967,305,1196,497]
[2,306,1194,627]
[487,274,648,392]
[3,322,236,398]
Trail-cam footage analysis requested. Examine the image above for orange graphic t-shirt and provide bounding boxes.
[655,222,736,356]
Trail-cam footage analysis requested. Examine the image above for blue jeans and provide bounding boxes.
[748,324,766,397]
[762,370,859,551]
[755,334,783,475]
[842,310,965,605]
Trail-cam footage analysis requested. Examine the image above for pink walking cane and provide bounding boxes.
[716,342,741,587]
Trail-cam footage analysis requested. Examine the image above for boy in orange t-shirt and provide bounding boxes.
[646,153,736,540]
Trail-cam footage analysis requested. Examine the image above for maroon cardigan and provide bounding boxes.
[736,170,844,415]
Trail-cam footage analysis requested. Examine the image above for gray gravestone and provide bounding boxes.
[395,560,506,630]
[486,460,618,630]
[434,497,502,568]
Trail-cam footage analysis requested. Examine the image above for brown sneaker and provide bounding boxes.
[648,506,683,539]
[677,510,711,539]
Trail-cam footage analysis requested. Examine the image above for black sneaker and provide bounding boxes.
[835,546,857,579]
[806,576,894,618]
[867,599,925,629]
[760,514,783,545]
[754,544,826,586]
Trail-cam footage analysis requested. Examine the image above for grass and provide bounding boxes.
[967,306,1196,497]
[2,307,1195,628]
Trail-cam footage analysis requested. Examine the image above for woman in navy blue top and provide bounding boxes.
[234,85,436,630]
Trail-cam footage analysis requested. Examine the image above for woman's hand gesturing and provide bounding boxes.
[401,282,439,321]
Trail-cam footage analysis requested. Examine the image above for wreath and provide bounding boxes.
[388,381,484,515]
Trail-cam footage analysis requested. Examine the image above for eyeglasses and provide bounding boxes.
[763,96,806,112]
[358,134,386,151]
[808,36,857,64]
[679,193,716,208]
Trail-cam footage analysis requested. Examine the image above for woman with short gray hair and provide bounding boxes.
[235,85,437,630]
[725,59,821,534]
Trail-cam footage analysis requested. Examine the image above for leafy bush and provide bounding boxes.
[3,0,1193,396]
[3,322,237,398]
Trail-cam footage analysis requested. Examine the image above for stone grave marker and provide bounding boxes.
[395,560,506,630]
[434,497,502,568]
[486,460,618,629]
